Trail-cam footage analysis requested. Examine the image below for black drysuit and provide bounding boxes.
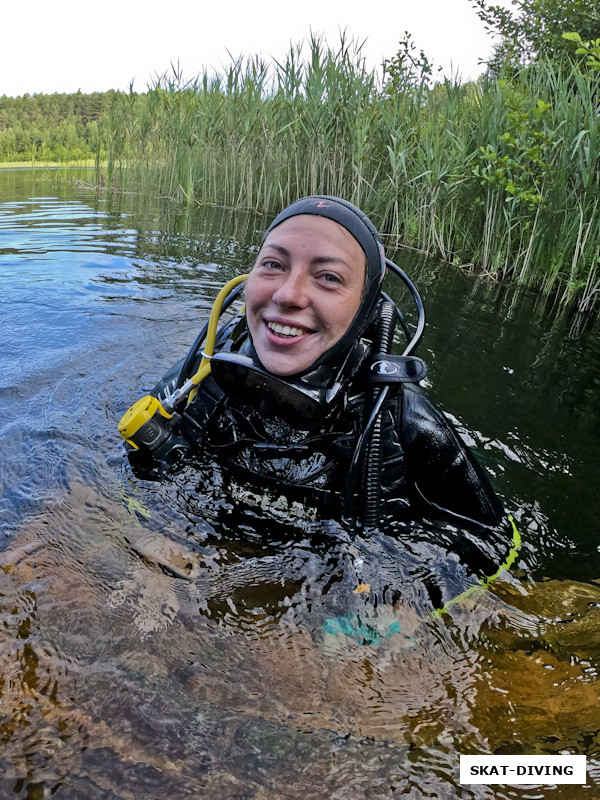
[137,320,504,531]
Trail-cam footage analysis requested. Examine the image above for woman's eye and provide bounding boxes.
[262,260,283,270]
[320,273,342,285]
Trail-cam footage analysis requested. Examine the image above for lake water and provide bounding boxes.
[1,168,599,799]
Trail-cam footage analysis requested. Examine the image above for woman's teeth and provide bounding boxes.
[267,321,305,337]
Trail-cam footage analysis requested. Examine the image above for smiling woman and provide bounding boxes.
[245,215,366,375]
[120,195,505,547]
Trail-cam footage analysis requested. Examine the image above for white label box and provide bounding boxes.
[459,755,587,785]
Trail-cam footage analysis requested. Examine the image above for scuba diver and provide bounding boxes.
[118,195,505,534]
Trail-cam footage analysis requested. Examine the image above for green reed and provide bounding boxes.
[98,36,600,314]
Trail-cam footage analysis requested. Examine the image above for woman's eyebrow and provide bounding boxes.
[262,243,290,258]
[311,255,350,267]
[263,242,352,268]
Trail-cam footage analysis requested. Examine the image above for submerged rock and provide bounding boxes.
[452,578,600,757]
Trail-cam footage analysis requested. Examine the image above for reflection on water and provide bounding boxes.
[1,169,599,798]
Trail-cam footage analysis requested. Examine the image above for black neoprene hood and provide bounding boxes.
[259,195,386,370]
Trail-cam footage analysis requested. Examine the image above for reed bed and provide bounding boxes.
[98,36,600,314]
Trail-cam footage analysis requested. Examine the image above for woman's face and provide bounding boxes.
[245,215,366,376]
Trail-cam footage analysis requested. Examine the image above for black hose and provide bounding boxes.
[385,259,425,356]
[343,385,389,520]
[362,301,397,527]
[342,260,426,525]
[381,291,411,343]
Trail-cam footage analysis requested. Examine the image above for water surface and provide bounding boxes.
[1,169,599,799]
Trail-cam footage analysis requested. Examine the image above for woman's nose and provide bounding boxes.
[272,268,309,307]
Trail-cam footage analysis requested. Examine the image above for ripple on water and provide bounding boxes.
[2,172,600,799]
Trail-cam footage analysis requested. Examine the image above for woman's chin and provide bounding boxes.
[254,344,317,377]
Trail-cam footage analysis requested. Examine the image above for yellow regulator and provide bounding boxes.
[117,273,248,459]
[118,394,175,451]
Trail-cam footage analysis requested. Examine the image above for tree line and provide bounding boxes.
[0,90,120,162]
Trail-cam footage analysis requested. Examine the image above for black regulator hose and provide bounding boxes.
[343,259,426,526]
[385,258,425,356]
[382,291,411,343]
[361,261,425,525]
[362,301,397,527]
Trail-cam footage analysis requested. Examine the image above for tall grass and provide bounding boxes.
[98,35,600,315]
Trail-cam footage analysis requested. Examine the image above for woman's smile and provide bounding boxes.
[244,215,366,376]
[265,319,311,339]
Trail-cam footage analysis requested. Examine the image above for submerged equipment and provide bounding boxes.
[321,516,522,646]
[432,515,522,617]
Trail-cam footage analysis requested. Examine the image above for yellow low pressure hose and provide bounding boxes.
[184,273,248,393]
[118,273,248,447]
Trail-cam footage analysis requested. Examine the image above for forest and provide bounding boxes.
[1,0,599,313]
[0,91,119,163]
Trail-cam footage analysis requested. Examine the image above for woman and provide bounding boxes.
[123,196,504,532]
